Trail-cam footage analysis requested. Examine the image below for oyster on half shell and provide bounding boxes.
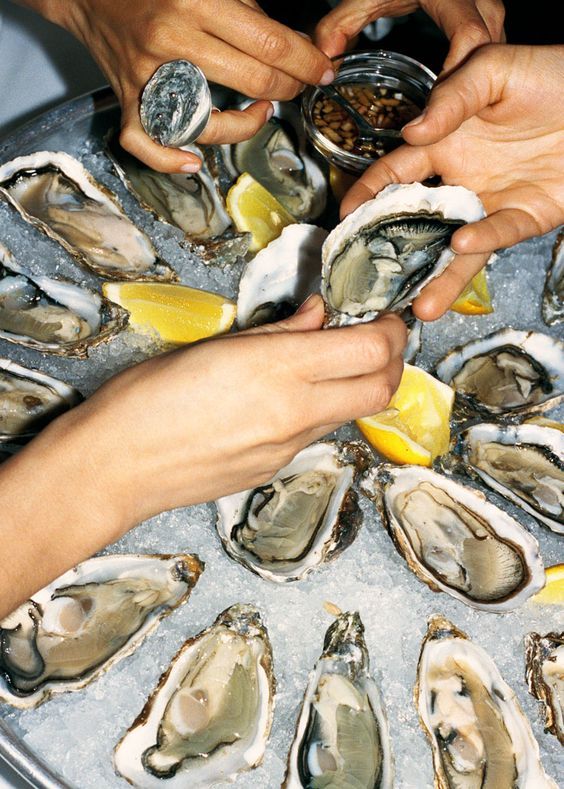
[236,223,328,329]
[0,151,176,280]
[416,615,557,789]
[321,183,485,326]
[363,465,545,611]
[0,554,203,708]
[0,358,81,442]
[215,441,370,583]
[106,135,249,264]
[0,240,128,357]
[284,611,394,788]
[221,103,327,222]
[460,422,564,535]
[436,328,564,418]
[525,631,564,745]
[114,603,275,788]
[543,229,563,326]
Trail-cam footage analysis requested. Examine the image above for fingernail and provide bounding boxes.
[402,109,427,131]
[180,160,201,173]
[296,294,319,314]
[319,69,335,86]
[265,103,274,121]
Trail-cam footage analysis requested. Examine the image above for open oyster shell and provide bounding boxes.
[0,151,176,281]
[0,553,203,709]
[435,328,564,418]
[236,223,328,329]
[321,183,485,327]
[363,465,545,612]
[106,135,249,264]
[543,229,563,326]
[0,240,128,357]
[212,102,327,221]
[114,603,275,788]
[284,611,394,788]
[215,440,371,583]
[460,422,563,535]
[416,615,557,789]
[525,631,564,745]
[0,357,82,442]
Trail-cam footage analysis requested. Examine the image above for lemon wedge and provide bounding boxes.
[451,269,493,315]
[356,364,454,466]
[532,564,564,605]
[226,173,296,252]
[102,282,236,345]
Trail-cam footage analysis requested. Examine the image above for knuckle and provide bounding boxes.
[254,69,285,98]
[368,380,395,413]
[363,332,392,369]
[256,30,290,63]
[463,20,491,45]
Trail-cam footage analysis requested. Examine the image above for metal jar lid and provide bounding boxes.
[140,60,212,148]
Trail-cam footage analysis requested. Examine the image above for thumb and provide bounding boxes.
[314,0,380,57]
[401,45,508,146]
[244,294,326,336]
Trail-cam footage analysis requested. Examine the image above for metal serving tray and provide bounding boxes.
[0,87,561,789]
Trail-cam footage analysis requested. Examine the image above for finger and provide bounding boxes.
[427,0,496,73]
[412,251,490,320]
[314,0,418,58]
[476,0,506,41]
[196,102,273,144]
[340,144,433,218]
[187,31,303,100]
[402,46,508,145]
[201,3,334,85]
[315,356,405,423]
[450,207,547,255]
[120,103,202,174]
[244,294,327,335]
[286,313,407,382]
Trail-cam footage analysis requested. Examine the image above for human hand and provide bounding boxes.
[314,0,505,72]
[341,44,564,320]
[82,295,405,528]
[46,0,334,172]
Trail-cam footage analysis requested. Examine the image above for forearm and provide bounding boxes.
[0,406,127,618]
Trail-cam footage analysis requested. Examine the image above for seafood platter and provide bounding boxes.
[0,86,562,788]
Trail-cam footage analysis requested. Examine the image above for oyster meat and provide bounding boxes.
[461,422,564,535]
[416,615,557,788]
[0,553,203,708]
[0,151,176,280]
[321,183,485,326]
[236,223,328,328]
[543,229,563,326]
[284,611,393,788]
[436,328,564,417]
[221,103,327,221]
[0,358,81,442]
[364,465,545,611]
[107,136,249,263]
[114,603,275,788]
[0,240,128,357]
[215,441,370,583]
[525,631,564,745]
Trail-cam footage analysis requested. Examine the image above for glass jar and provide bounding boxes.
[302,50,436,174]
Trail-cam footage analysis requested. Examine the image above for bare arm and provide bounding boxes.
[0,297,406,618]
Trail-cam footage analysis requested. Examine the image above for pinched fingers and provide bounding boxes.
[412,250,490,320]
[119,103,203,173]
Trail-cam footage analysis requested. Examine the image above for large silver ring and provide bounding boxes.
[140,60,212,148]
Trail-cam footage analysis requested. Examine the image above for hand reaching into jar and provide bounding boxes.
[0,296,406,617]
[19,0,334,173]
[314,0,505,72]
[341,44,564,320]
